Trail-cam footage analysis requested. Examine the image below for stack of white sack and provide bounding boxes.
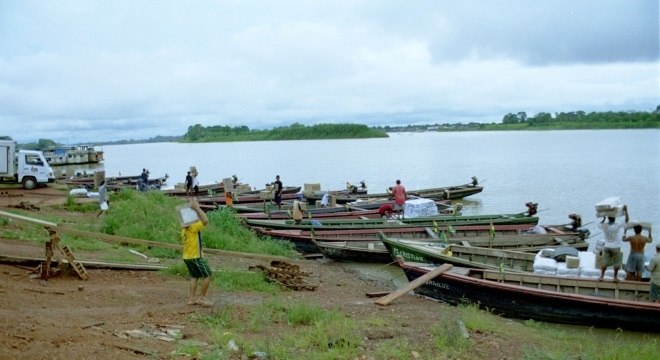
[534,249,626,280]
[533,250,558,275]
[578,251,601,279]
[603,268,627,281]
[403,198,439,219]
[556,262,579,277]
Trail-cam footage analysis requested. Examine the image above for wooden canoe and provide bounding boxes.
[237,200,456,220]
[255,224,588,254]
[244,212,539,230]
[310,239,392,263]
[380,235,537,271]
[304,182,483,203]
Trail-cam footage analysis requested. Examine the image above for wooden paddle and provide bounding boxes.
[375,263,453,306]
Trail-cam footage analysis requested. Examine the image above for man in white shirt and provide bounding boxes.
[598,205,629,281]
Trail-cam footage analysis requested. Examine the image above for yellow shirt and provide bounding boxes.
[181,220,205,260]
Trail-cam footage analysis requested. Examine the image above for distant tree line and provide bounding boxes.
[183,123,388,142]
[499,109,659,129]
[377,107,660,132]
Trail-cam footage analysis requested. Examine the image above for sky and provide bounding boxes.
[1,0,658,144]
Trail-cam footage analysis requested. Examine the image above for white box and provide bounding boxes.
[565,256,580,269]
[176,205,200,228]
[595,196,621,211]
[596,205,625,218]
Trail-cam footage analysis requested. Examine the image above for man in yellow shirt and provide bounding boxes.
[181,199,212,306]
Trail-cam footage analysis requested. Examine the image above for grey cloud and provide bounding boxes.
[424,1,659,65]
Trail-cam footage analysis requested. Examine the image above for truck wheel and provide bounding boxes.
[22,177,37,190]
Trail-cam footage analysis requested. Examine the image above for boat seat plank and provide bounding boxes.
[424,227,439,239]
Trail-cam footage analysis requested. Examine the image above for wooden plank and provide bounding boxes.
[461,240,471,247]
[375,263,453,306]
[424,227,439,239]
[0,210,57,227]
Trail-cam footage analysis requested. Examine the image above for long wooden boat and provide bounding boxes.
[311,239,392,262]
[255,224,588,254]
[244,212,538,230]
[397,261,660,332]
[380,232,587,257]
[256,223,586,242]
[380,235,538,271]
[304,181,483,203]
[233,198,453,214]
[60,173,169,190]
[308,231,587,263]
[237,200,456,220]
[162,182,236,196]
[197,191,300,207]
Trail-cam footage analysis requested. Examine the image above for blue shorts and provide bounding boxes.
[625,252,645,273]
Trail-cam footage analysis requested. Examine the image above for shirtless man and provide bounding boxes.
[623,224,652,281]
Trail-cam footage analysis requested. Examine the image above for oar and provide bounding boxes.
[375,261,452,306]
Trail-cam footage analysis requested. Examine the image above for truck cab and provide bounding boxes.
[0,140,55,189]
[17,150,56,189]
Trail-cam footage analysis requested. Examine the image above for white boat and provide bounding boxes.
[43,145,104,165]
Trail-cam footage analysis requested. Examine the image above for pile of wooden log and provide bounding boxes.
[249,260,318,291]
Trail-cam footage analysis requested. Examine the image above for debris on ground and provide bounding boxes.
[114,324,184,342]
[8,201,39,211]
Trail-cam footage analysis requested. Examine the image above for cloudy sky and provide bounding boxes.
[1,1,658,144]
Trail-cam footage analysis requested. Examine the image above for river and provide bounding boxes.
[72,129,659,258]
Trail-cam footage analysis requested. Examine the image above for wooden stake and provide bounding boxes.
[375,263,452,306]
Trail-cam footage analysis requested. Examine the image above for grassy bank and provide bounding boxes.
[1,190,658,359]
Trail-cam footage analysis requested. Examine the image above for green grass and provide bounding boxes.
[2,189,296,258]
[194,299,361,360]
[100,189,297,257]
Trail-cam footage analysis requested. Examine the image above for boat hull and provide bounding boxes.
[400,264,660,332]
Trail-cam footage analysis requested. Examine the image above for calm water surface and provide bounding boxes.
[96,130,659,257]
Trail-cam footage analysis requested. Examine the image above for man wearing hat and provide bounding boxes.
[647,243,660,303]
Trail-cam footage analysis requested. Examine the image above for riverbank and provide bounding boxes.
[0,186,658,359]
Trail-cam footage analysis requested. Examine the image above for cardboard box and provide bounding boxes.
[303,183,321,197]
[260,190,274,200]
[624,221,652,232]
[176,204,200,228]
[566,256,580,269]
[595,196,621,211]
[234,184,252,194]
[223,177,234,192]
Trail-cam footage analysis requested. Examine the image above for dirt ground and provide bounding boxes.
[0,186,514,360]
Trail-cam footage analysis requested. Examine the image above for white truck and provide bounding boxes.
[0,140,55,189]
